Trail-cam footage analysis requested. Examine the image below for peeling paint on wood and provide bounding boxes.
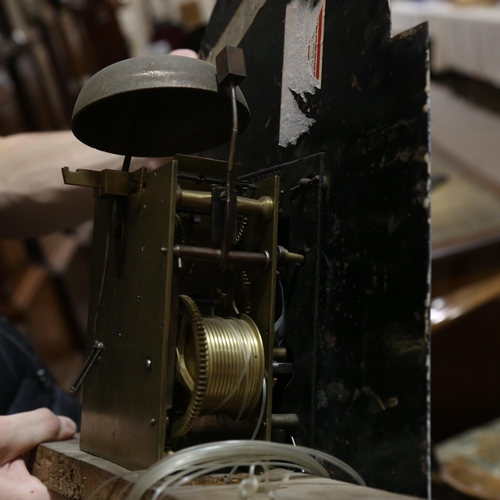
[279,0,326,147]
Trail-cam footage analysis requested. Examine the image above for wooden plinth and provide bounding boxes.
[32,435,423,499]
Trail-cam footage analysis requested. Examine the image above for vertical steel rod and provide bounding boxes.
[121,154,132,172]
[221,82,238,264]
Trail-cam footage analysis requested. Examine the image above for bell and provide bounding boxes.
[71,55,251,158]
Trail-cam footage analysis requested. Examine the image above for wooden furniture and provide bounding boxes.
[431,149,500,443]
[0,0,129,389]
[391,1,500,88]
[0,229,92,390]
[0,0,129,131]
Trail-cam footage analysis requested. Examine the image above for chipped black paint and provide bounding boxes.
[202,1,430,497]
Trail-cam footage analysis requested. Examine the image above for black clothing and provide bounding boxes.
[0,315,81,427]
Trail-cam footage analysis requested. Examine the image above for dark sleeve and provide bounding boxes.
[0,316,81,427]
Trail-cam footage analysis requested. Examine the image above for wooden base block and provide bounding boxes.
[32,435,423,499]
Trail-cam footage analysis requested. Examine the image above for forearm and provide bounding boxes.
[0,131,148,238]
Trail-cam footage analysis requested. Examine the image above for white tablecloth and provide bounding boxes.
[391,1,500,87]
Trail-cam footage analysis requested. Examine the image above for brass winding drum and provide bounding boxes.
[172,295,265,439]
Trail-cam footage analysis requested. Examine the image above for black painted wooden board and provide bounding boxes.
[201,1,431,497]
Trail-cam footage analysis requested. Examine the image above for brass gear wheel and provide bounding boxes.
[170,295,264,439]
[170,295,208,439]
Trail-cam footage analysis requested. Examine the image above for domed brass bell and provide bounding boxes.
[71,55,251,157]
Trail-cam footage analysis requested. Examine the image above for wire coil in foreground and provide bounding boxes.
[125,440,366,500]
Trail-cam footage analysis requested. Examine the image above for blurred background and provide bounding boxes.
[1,0,500,497]
[0,0,215,389]
[392,1,500,498]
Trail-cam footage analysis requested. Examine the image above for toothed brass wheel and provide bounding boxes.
[170,295,265,439]
[170,295,208,439]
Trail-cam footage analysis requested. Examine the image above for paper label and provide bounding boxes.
[279,0,325,147]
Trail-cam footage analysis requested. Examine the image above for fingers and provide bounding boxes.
[0,409,76,466]
[0,457,59,500]
[0,470,61,500]
[169,48,199,59]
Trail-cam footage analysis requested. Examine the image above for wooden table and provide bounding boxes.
[32,436,423,499]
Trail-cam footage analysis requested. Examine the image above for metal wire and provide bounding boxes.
[127,440,365,500]
[92,198,113,340]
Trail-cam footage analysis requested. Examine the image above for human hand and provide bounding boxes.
[0,408,76,500]
[169,48,198,59]
[0,48,200,238]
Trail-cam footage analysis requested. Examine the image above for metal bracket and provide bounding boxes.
[62,167,147,211]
